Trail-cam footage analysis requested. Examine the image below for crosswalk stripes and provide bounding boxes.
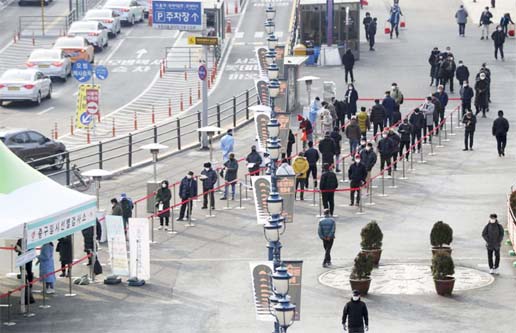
[253,31,264,39]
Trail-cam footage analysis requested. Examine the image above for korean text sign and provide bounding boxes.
[152,1,203,31]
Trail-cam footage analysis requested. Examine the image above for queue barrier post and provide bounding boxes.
[456,108,461,128]
[206,190,216,218]
[419,142,427,163]
[379,172,387,197]
[357,189,365,215]
[65,262,76,297]
[429,136,436,156]
[341,158,348,183]
[223,185,232,210]
[39,280,50,309]
[3,292,16,326]
[244,174,249,200]
[150,211,156,243]
[410,148,415,171]
[317,191,323,217]
[311,189,317,207]
[8,246,16,276]
[390,165,397,189]
[186,200,195,227]
[437,127,444,148]
[400,156,408,180]
[366,180,375,206]
[450,112,456,136]
[235,183,245,210]
[443,119,450,142]
[168,207,178,233]
[172,183,177,210]
[23,288,35,317]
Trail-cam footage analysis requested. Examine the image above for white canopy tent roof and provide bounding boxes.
[0,142,96,249]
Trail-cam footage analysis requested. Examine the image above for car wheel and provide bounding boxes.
[35,92,42,105]
[91,55,95,64]
[52,152,65,170]
[47,85,52,99]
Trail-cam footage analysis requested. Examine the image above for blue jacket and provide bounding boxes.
[200,168,218,189]
[437,92,448,109]
[179,177,198,199]
[38,243,56,284]
[389,5,402,25]
[382,96,396,115]
[309,101,319,125]
[318,217,336,239]
[220,134,234,162]
[348,161,367,183]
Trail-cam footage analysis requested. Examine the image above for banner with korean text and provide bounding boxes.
[105,215,129,276]
[128,218,150,280]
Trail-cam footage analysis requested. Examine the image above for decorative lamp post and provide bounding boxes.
[274,297,296,332]
[266,49,277,66]
[265,3,276,20]
[268,63,279,80]
[267,34,279,50]
[264,19,275,35]
[268,78,280,113]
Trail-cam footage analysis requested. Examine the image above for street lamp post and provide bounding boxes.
[141,143,168,183]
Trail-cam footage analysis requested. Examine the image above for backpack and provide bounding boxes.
[121,198,133,217]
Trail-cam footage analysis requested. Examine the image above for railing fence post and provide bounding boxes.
[176,118,182,150]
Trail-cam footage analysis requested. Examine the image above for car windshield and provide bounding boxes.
[85,10,111,18]
[70,22,97,32]
[106,0,129,7]
[54,37,83,48]
[29,49,60,61]
[1,70,33,81]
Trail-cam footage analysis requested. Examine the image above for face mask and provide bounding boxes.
[382,134,388,138]
[204,168,210,171]
[361,142,366,146]
[355,159,361,164]
[162,184,167,188]
[366,146,371,151]
[391,86,396,89]
[464,84,468,87]
[187,175,192,179]
[497,28,502,31]
[352,296,360,301]
[489,219,496,223]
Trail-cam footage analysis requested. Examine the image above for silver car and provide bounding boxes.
[84,9,122,37]
[67,21,109,51]
[26,49,72,81]
[103,0,144,26]
[0,69,52,106]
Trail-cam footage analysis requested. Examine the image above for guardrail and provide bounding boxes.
[28,88,258,186]
[18,14,74,38]
[164,45,221,71]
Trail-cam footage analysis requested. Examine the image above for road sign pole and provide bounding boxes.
[201,45,209,149]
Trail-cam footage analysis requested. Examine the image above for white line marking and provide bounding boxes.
[99,39,125,65]
[37,107,55,115]
[235,32,244,39]
[0,41,14,55]
[254,31,264,38]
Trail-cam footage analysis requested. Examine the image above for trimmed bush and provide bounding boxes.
[350,252,374,280]
[430,221,453,248]
[431,253,455,280]
[360,220,383,250]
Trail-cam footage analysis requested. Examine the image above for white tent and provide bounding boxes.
[0,142,96,249]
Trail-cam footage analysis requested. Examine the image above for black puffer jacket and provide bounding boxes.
[370,104,386,124]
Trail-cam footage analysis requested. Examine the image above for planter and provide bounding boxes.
[349,278,371,295]
[361,249,382,266]
[434,277,455,296]
[431,246,452,256]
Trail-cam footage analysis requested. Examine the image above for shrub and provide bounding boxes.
[431,253,455,280]
[360,220,383,250]
[350,252,374,280]
[430,221,453,248]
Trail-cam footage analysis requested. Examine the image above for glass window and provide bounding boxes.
[27,131,45,143]
[10,133,29,144]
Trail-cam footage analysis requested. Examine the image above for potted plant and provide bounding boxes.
[360,220,383,266]
[430,221,453,256]
[431,252,455,296]
[349,252,374,295]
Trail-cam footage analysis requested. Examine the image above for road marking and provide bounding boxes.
[125,36,177,39]
[99,39,125,65]
[37,107,55,115]
[135,48,148,58]
[235,32,244,39]
[0,41,14,55]
[254,31,264,38]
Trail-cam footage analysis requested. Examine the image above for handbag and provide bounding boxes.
[384,21,391,34]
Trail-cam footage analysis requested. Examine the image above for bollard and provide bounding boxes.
[180,94,184,111]
[112,118,116,137]
[134,112,138,130]
[151,105,155,124]
[419,142,426,163]
[86,127,91,144]
[400,156,408,179]
[168,98,172,117]
[32,31,35,46]
[184,65,187,80]
[64,261,76,297]
[159,60,163,78]
[24,288,35,317]
[429,137,436,156]
[54,122,58,139]
[235,183,245,209]
[39,280,51,309]
[189,88,193,106]
[70,117,74,136]
[389,166,397,188]
[226,18,232,33]
[197,81,201,100]
[379,172,387,197]
[4,292,16,326]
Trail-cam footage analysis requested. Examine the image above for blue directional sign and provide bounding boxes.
[95,65,109,80]
[79,111,92,125]
[152,1,203,31]
[198,64,207,81]
[72,60,92,82]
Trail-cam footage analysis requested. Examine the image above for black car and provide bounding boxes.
[0,128,66,170]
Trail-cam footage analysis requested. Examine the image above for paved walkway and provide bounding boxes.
[1,0,516,332]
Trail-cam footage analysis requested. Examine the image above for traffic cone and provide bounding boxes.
[197,81,201,100]
[225,0,228,15]
[86,128,91,144]
[134,112,138,130]
[234,0,238,14]
[151,105,155,124]
[208,78,211,89]
[180,94,184,111]
[112,118,116,137]
[189,88,193,106]
[54,123,58,139]
[168,98,172,117]
[184,66,188,81]
[70,117,74,136]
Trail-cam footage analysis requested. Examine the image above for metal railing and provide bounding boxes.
[164,45,221,71]
[18,14,74,37]
[29,89,258,186]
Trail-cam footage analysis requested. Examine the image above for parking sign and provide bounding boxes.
[152,1,203,31]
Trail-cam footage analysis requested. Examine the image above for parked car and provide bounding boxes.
[135,0,149,18]
[84,9,122,37]
[103,0,144,26]
[53,36,95,63]
[0,128,66,170]
[67,21,109,51]
[18,0,52,6]
[26,49,72,81]
[0,69,52,106]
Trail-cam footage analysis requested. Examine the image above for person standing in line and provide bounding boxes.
[357,107,370,139]
[482,213,505,274]
[474,73,489,118]
[328,97,338,127]
[304,141,320,188]
[201,162,218,210]
[277,158,295,175]
[491,25,506,60]
[408,108,424,153]
[428,47,440,86]
[460,81,474,116]
[479,7,493,40]
[286,129,296,162]
[178,171,197,221]
[246,145,262,176]
[120,193,134,231]
[368,18,378,51]
[455,5,468,37]
[342,49,356,83]
[370,99,386,137]
[382,91,396,127]
[442,55,456,93]
[462,111,477,151]
[421,96,436,143]
[390,83,404,113]
[292,152,309,200]
[398,118,413,160]
[435,55,446,88]
[378,131,394,176]
[391,106,402,126]
[38,242,56,294]
[220,129,234,162]
[320,102,334,134]
[299,115,313,149]
[221,153,238,200]
[436,85,448,122]
[431,93,443,135]
[500,13,514,37]
[320,164,338,216]
[344,84,359,118]
[56,236,72,277]
[331,126,343,173]
[155,180,171,229]
[359,142,377,193]
[318,209,336,268]
[348,154,367,206]
[388,3,403,39]
[342,290,369,332]
[335,98,347,129]
[345,117,361,156]
[476,63,492,104]
[310,96,322,136]
[492,110,510,157]
[387,129,401,171]
[363,12,372,41]
[319,132,338,166]
[455,60,470,87]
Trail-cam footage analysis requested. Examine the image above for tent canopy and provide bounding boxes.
[0,142,96,248]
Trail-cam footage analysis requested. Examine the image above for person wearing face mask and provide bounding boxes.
[435,55,446,89]
[363,12,372,41]
[409,108,425,153]
[482,213,505,274]
[357,138,367,155]
[455,60,470,87]
[462,111,477,151]
[178,172,197,221]
[348,154,367,206]
[318,208,336,268]
[344,84,359,118]
[331,126,343,173]
[491,25,506,60]
[390,83,404,113]
[460,81,474,116]
[479,7,493,40]
[246,145,263,176]
[474,74,489,118]
[155,180,172,229]
[110,198,123,216]
[342,48,355,83]
[367,17,377,51]
[381,91,396,127]
[220,129,234,163]
[398,118,413,160]
[388,3,403,39]
[221,153,238,200]
[428,47,440,86]
[345,117,361,156]
[455,5,468,37]
[476,64,491,104]
[342,290,369,332]
[276,158,295,175]
[378,131,394,176]
[320,163,338,215]
[370,99,386,137]
[387,129,401,170]
[356,107,370,139]
[431,93,443,135]
[293,152,309,200]
[200,162,218,210]
[359,143,377,193]
[436,85,448,118]
[310,97,321,136]
[442,56,456,93]
[421,96,436,143]
[304,141,320,188]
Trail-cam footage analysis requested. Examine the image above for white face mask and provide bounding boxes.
[204,168,210,171]
[382,134,388,138]
[366,146,371,151]
[162,184,167,188]
[464,84,468,87]
[355,159,361,164]
[352,296,360,301]
[391,86,396,90]
[497,28,502,31]
[348,87,353,90]
[489,219,496,223]
[187,175,192,179]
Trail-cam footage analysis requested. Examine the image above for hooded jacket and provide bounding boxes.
[482,221,504,250]
[292,156,309,179]
[342,50,355,69]
[318,217,336,240]
[357,111,370,132]
[455,7,468,24]
[342,298,369,328]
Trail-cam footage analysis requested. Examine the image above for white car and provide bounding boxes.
[67,21,109,51]
[26,49,72,81]
[0,69,52,106]
[84,9,122,37]
[103,0,144,26]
